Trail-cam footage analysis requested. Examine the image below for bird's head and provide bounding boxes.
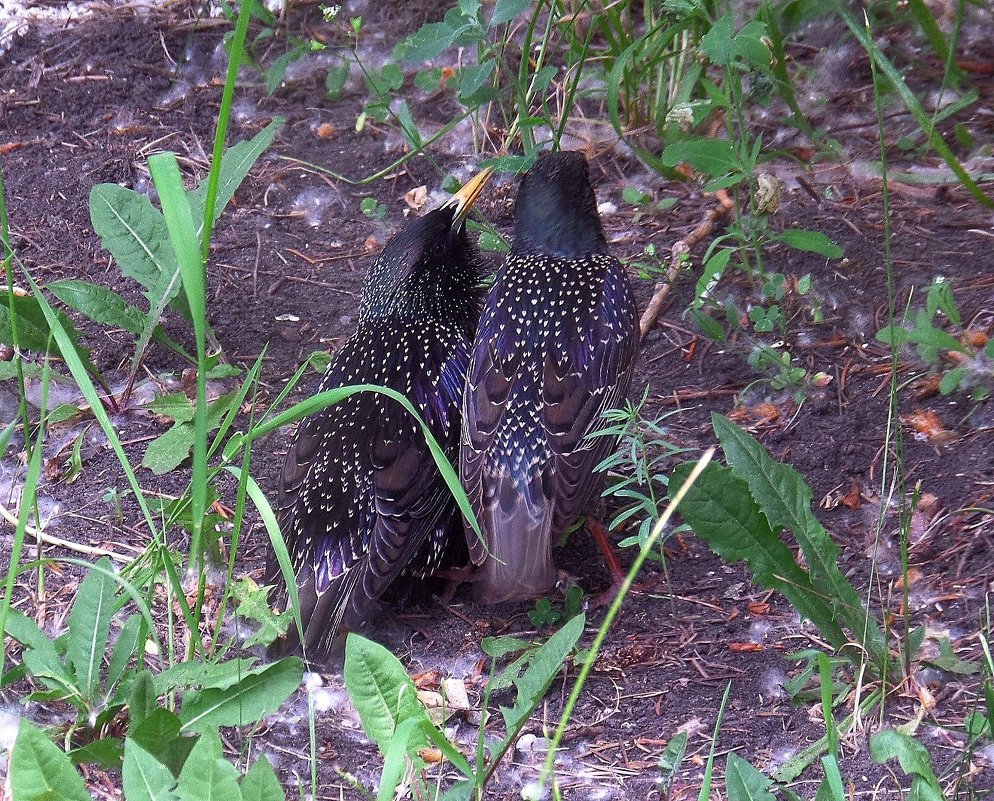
[360,167,492,319]
[512,150,607,259]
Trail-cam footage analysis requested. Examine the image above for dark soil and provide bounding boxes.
[1,2,993,800]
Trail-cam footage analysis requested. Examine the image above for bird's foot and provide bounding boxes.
[427,563,478,604]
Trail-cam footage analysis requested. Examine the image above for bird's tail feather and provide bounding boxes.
[475,469,557,603]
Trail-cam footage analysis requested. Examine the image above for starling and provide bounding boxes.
[460,151,639,604]
[268,167,492,661]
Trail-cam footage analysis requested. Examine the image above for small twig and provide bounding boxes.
[0,499,131,563]
[638,190,734,340]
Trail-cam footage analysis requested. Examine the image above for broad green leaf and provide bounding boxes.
[178,657,303,733]
[0,294,99,378]
[699,12,735,66]
[188,118,284,229]
[149,392,196,424]
[393,99,423,150]
[123,738,178,801]
[393,22,457,62]
[710,414,887,671]
[500,614,584,733]
[725,753,777,801]
[143,423,195,475]
[68,736,123,769]
[89,184,180,306]
[240,755,284,801]
[693,247,733,308]
[661,138,739,177]
[732,20,772,70]
[176,730,240,801]
[143,389,242,474]
[777,229,843,259]
[658,731,687,787]
[129,671,157,734]
[47,279,191,360]
[154,656,260,696]
[344,634,431,753]
[132,711,197,779]
[131,707,182,755]
[491,0,530,26]
[870,730,943,801]
[10,721,90,801]
[48,279,147,334]
[106,614,145,693]
[458,60,496,104]
[939,366,968,395]
[669,462,847,649]
[907,325,962,354]
[4,608,64,671]
[66,557,116,699]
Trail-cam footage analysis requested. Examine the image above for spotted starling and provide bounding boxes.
[268,167,492,661]
[460,151,639,604]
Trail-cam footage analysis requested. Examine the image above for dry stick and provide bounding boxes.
[0,499,131,563]
[637,190,735,341]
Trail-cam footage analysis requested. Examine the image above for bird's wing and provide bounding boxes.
[543,257,640,535]
[460,295,523,567]
[269,326,463,659]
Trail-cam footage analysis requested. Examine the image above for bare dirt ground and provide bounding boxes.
[1,1,993,799]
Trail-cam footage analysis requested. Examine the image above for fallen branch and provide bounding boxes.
[638,190,735,341]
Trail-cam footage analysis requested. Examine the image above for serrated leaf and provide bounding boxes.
[66,557,117,699]
[176,731,240,801]
[143,423,196,475]
[123,738,178,801]
[178,657,303,733]
[668,461,848,649]
[231,577,288,648]
[89,184,180,306]
[500,614,584,733]
[48,279,147,334]
[47,278,191,360]
[711,414,886,669]
[777,229,843,259]
[10,721,90,801]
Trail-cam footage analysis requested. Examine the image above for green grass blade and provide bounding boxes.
[18,239,201,658]
[838,4,992,208]
[242,384,481,539]
[199,0,254,260]
[148,154,209,643]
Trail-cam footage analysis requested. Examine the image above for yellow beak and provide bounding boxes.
[443,166,494,230]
